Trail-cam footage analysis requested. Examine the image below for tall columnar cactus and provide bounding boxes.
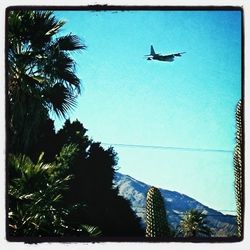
[145,186,170,237]
[233,100,243,237]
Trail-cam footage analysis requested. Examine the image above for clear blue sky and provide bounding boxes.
[54,10,242,214]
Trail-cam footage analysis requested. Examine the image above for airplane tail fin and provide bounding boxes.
[150,45,156,55]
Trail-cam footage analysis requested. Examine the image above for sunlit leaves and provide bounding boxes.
[178,209,212,237]
[79,225,102,237]
[8,145,77,236]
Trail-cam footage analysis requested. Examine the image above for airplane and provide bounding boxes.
[145,45,186,62]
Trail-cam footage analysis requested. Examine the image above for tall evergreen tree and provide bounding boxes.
[55,119,144,237]
[233,100,243,237]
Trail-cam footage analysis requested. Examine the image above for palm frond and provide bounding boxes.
[43,83,78,118]
[8,150,77,236]
[80,225,102,237]
[32,11,65,46]
[179,209,211,237]
[55,34,86,51]
[59,70,81,93]
[7,10,83,151]
[43,51,81,94]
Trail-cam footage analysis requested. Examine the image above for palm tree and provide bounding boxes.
[8,151,73,236]
[178,209,211,237]
[8,144,102,237]
[7,10,86,153]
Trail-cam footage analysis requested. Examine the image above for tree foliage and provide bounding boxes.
[7,10,85,155]
[54,119,144,237]
[178,209,212,237]
[8,145,101,237]
[7,10,143,239]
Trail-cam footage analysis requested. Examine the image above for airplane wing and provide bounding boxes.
[158,52,186,62]
[171,52,186,57]
[144,55,154,59]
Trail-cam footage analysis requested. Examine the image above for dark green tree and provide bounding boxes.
[7,10,85,154]
[8,145,101,237]
[55,119,144,237]
[7,10,143,239]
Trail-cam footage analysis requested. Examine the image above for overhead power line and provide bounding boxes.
[133,206,236,215]
[102,142,234,154]
[134,206,236,212]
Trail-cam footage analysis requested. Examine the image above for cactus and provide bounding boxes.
[233,100,244,237]
[145,186,170,237]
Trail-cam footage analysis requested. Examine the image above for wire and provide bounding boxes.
[133,206,236,215]
[134,206,236,212]
[102,142,234,154]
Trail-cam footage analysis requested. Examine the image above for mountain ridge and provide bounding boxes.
[114,172,237,237]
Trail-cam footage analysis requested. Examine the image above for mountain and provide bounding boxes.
[114,172,237,237]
